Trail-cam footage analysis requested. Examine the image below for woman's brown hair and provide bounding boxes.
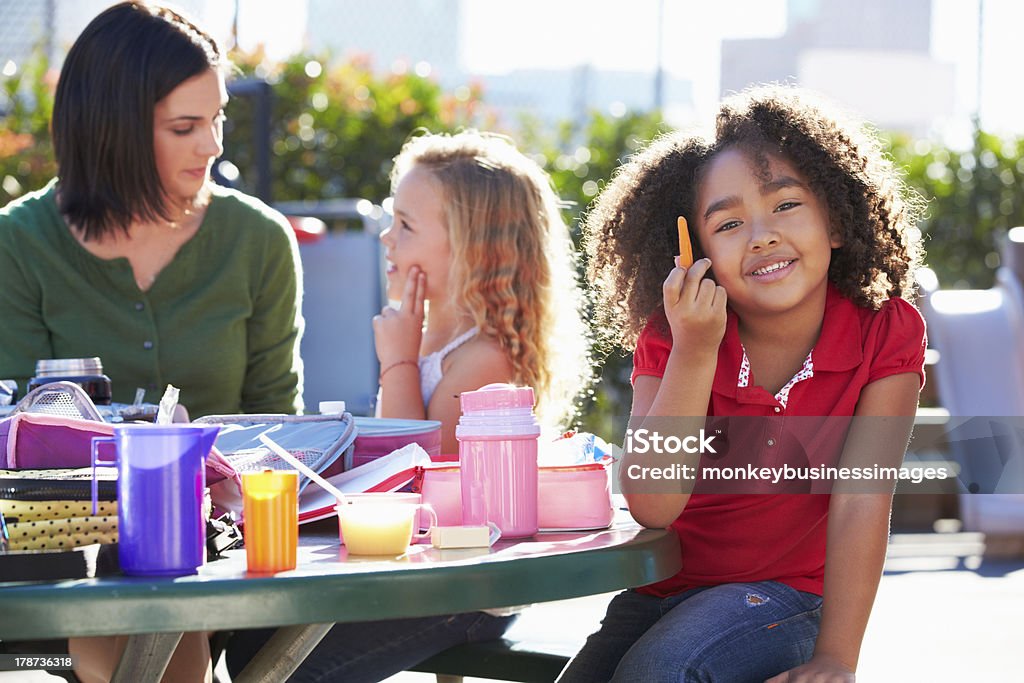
[52,1,227,240]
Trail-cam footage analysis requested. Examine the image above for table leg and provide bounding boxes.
[110,632,183,683]
[234,623,334,683]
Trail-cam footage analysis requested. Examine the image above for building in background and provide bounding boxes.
[0,0,55,66]
[720,0,954,135]
[1,0,961,138]
[307,0,461,83]
[475,66,693,128]
[305,0,694,128]
[0,0,214,66]
[0,0,306,72]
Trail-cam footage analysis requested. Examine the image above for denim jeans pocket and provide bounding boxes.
[770,591,823,626]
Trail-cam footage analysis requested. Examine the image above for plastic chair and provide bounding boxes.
[921,267,1024,533]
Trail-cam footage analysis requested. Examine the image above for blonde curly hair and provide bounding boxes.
[391,130,593,428]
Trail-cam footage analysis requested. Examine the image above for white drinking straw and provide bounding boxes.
[156,384,180,425]
[257,433,348,504]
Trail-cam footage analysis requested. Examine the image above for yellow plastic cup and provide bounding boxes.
[242,470,298,573]
[335,494,438,556]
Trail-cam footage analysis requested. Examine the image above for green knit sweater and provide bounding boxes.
[0,180,304,417]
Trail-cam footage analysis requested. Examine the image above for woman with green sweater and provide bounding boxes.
[0,1,304,420]
[0,3,305,681]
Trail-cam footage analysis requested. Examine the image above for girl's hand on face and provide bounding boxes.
[662,258,727,353]
[372,266,426,366]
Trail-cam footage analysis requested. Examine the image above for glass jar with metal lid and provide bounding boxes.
[28,357,113,405]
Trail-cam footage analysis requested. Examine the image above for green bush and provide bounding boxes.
[517,109,668,434]
[0,50,56,206]
[223,49,493,205]
[887,130,1024,290]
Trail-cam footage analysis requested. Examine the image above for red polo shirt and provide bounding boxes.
[631,284,926,596]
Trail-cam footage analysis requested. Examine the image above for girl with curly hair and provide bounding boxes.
[374,129,592,453]
[560,86,927,683]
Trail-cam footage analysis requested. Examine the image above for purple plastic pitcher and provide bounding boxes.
[457,383,541,538]
[92,424,219,576]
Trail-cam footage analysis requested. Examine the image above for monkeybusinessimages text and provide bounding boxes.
[622,428,951,484]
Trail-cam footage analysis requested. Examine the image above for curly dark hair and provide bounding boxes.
[584,85,926,350]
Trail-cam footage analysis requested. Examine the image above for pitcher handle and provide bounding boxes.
[412,503,440,542]
[91,436,116,515]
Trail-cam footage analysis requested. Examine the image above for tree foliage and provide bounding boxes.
[888,129,1024,290]
[0,51,56,206]
[516,109,667,434]
[223,49,493,204]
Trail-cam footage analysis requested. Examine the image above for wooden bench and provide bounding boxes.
[411,638,571,682]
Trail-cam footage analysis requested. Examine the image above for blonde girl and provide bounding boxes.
[374,130,592,453]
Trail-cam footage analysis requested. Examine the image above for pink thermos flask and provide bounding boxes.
[457,383,540,538]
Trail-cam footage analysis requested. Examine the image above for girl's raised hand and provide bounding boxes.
[372,266,426,367]
[663,258,727,352]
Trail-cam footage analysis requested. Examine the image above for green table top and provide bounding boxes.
[0,519,681,640]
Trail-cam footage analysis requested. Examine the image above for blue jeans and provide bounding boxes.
[227,612,516,683]
[558,582,822,683]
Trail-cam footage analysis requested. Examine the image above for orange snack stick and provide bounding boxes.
[677,216,694,268]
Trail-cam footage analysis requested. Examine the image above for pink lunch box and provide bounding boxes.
[1,412,237,485]
[537,461,614,531]
[415,458,614,532]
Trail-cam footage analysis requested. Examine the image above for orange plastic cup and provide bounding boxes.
[242,470,298,573]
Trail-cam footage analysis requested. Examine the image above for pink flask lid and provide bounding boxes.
[459,383,535,414]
